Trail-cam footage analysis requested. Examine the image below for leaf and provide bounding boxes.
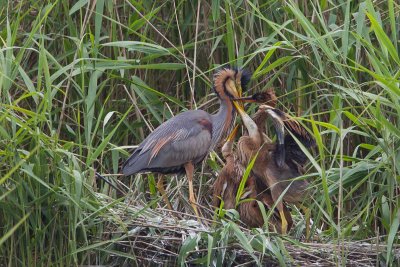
[0,212,31,247]
[366,12,400,65]
[229,222,259,265]
[102,41,170,55]
[94,0,105,57]
[211,0,220,22]
[386,208,400,262]
[235,151,258,207]
[87,106,133,165]
[103,111,115,129]
[178,233,199,266]
[253,41,282,78]
[69,0,88,16]
[253,56,294,79]
[85,70,101,146]
[224,0,235,63]
[207,234,214,266]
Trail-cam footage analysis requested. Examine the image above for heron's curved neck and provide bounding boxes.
[210,97,235,149]
[252,110,268,136]
[241,112,261,148]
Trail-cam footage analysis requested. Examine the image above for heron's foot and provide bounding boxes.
[189,195,200,219]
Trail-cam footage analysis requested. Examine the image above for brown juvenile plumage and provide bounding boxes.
[212,126,292,230]
[213,89,293,231]
[235,103,315,236]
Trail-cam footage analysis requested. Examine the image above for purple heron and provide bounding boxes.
[234,100,315,236]
[213,124,292,231]
[213,89,293,231]
[122,68,249,218]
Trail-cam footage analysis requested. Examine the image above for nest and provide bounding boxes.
[93,192,400,266]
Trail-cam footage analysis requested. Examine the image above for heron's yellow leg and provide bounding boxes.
[184,162,200,219]
[157,174,173,210]
[300,204,311,240]
[279,210,288,235]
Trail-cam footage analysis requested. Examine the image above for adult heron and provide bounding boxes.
[122,68,249,217]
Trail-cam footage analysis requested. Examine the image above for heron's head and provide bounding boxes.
[258,104,286,126]
[233,88,277,107]
[213,67,251,113]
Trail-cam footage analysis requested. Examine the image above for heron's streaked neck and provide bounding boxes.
[210,97,235,150]
[241,112,261,148]
[252,111,269,137]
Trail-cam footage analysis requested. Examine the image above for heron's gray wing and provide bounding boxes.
[122,110,212,175]
[150,124,212,167]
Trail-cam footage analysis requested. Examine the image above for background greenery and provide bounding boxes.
[0,0,399,266]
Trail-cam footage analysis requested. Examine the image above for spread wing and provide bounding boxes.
[266,108,315,168]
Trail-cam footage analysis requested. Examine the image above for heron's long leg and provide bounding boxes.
[299,204,311,240]
[184,162,199,218]
[270,183,288,235]
[278,208,288,235]
[266,196,292,234]
[156,174,173,210]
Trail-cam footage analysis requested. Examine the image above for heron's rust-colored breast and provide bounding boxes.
[198,118,212,134]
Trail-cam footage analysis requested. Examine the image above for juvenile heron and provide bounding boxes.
[213,89,293,231]
[213,124,292,231]
[234,100,315,235]
[122,68,249,217]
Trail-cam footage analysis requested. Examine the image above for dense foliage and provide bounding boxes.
[0,0,399,265]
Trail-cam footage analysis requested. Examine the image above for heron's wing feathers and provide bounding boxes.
[282,118,315,147]
[122,110,212,175]
[265,108,316,168]
[139,116,190,156]
[148,128,189,161]
[284,116,316,166]
[266,109,286,168]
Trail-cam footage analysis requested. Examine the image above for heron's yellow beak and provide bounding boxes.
[237,84,243,98]
[233,100,246,115]
[236,84,245,110]
[226,124,239,142]
[226,79,246,114]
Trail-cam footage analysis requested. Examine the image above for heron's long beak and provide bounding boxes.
[235,83,245,111]
[237,84,243,98]
[233,95,257,102]
[226,124,239,142]
[232,85,246,114]
[233,100,246,115]
[226,79,246,113]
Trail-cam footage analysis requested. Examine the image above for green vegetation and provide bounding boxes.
[0,0,399,265]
